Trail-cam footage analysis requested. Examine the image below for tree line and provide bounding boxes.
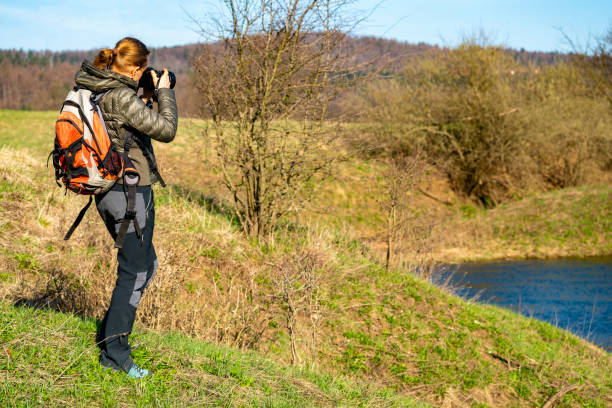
[0,38,563,117]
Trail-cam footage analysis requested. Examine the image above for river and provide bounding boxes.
[433,257,612,351]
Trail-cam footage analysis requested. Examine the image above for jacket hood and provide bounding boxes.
[74,61,138,93]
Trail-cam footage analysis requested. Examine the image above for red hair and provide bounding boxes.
[93,37,150,71]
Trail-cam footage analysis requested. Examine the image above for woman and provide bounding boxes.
[75,37,178,378]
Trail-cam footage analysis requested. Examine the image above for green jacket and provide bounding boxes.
[74,61,178,185]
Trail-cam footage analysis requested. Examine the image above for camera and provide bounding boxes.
[138,67,176,90]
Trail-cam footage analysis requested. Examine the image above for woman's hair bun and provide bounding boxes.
[93,48,115,69]
[92,38,150,72]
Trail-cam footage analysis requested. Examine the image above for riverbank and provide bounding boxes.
[436,258,612,351]
[432,185,612,263]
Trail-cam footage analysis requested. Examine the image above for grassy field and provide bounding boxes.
[434,185,612,262]
[0,300,421,407]
[1,109,611,407]
[1,109,610,263]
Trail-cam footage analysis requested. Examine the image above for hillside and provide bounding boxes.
[0,37,566,115]
[433,186,612,262]
[0,110,611,407]
[0,300,420,407]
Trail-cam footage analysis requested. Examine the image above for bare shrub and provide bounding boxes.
[362,41,532,207]
[200,264,273,348]
[525,62,610,188]
[375,151,427,271]
[11,243,116,321]
[359,35,612,204]
[15,268,96,314]
[269,249,326,366]
[191,0,357,238]
[568,26,612,174]
[569,26,612,107]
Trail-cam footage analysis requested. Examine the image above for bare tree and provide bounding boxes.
[192,0,357,238]
[567,26,612,107]
[568,27,612,173]
[374,150,444,275]
[377,154,420,271]
[270,250,323,366]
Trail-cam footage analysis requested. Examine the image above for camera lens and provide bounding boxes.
[137,67,155,90]
[138,67,176,90]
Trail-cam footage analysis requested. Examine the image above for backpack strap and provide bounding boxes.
[132,137,166,187]
[90,90,110,110]
[113,176,141,249]
[63,196,93,240]
[62,100,95,140]
[133,98,166,187]
[113,131,143,249]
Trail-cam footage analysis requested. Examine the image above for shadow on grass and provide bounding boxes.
[12,268,104,348]
[166,184,242,229]
[168,185,322,241]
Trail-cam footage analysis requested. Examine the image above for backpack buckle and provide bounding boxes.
[124,209,137,219]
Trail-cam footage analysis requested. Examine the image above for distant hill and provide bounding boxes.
[0,45,201,115]
[0,37,566,116]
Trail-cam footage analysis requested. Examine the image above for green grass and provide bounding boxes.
[321,257,612,406]
[2,108,609,262]
[0,110,56,153]
[441,185,612,261]
[1,109,611,407]
[0,300,424,407]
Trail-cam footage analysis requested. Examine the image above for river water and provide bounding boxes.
[433,257,612,351]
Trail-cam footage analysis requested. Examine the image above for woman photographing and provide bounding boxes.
[73,36,177,378]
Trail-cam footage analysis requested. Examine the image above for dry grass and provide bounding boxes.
[433,185,612,262]
[1,145,274,347]
[0,143,352,360]
[1,115,612,407]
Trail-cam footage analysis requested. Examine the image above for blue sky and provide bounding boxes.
[0,0,610,52]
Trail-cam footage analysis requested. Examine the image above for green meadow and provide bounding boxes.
[0,109,611,407]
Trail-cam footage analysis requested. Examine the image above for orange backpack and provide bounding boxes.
[51,88,123,193]
[50,87,165,248]
[50,88,130,244]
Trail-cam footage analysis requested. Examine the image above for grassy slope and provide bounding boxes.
[0,110,611,407]
[313,165,612,263]
[435,185,612,262]
[1,109,610,263]
[0,301,421,407]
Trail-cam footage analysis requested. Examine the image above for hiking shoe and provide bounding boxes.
[100,352,151,379]
[126,363,151,379]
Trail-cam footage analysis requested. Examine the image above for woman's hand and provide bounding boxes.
[151,69,171,89]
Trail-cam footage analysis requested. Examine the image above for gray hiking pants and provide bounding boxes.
[95,183,157,371]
